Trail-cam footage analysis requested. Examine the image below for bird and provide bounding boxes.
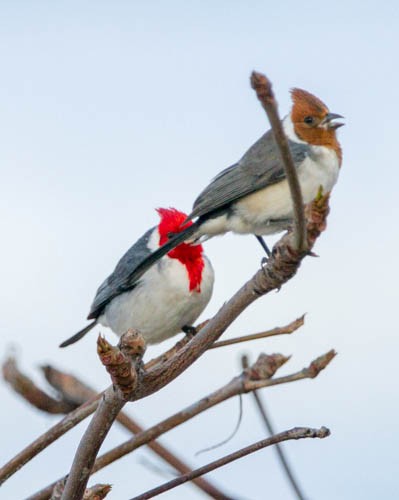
[114,87,344,287]
[59,208,214,347]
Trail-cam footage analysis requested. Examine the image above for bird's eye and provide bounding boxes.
[304,116,314,125]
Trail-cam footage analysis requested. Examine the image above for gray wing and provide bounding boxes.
[88,227,155,319]
[189,130,311,220]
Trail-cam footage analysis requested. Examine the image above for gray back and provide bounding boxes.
[189,130,311,220]
[88,227,155,319]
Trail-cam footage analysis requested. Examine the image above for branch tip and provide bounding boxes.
[250,71,273,102]
[97,333,143,397]
[50,478,112,500]
[83,483,112,499]
[118,329,146,360]
[130,426,330,499]
[97,335,111,354]
[2,356,76,414]
[245,353,290,381]
[306,350,337,378]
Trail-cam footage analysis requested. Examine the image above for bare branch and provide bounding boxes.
[32,349,336,499]
[0,395,100,485]
[251,71,307,252]
[41,365,94,406]
[211,315,305,349]
[47,367,230,498]
[3,361,228,499]
[144,316,304,369]
[2,357,76,414]
[61,388,124,500]
[50,479,111,500]
[143,336,190,371]
[245,349,336,392]
[115,411,229,499]
[242,355,306,500]
[92,354,290,473]
[83,484,112,500]
[61,331,145,499]
[130,427,330,500]
[30,353,288,499]
[144,318,209,371]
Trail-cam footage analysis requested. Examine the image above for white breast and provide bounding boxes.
[230,148,339,235]
[98,255,214,344]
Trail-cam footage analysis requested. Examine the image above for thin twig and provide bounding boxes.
[29,353,288,499]
[115,412,228,499]
[42,365,229,499]
[2,357,76,414]
[251,71,307,253]
[242,355,306,500]
[31,350,336,499]
[129,427,330,500]
[42,365,95,406]
[211,315,304,349]
[0,397,100,485]
[144,316,304,367]
[0,316,300,491]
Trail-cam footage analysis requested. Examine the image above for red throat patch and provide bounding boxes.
[156,208,204,292]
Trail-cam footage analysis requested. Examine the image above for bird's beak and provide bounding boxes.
[322,112,345,130]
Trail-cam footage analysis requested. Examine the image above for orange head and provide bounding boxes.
[156,208,204,292]
[290,88,344,164]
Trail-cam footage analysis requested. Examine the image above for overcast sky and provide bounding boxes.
[1,2,398,499]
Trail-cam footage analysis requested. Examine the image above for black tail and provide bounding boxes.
[119,221,201,291]
[59,320,97,348]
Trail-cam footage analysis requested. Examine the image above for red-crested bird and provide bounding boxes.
[119,87,344,284]
[60,208,214,347]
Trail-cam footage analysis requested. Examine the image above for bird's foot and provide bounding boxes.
[182,325,197,339]
[260,256,269,277]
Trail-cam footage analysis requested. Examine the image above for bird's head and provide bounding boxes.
[156,208,204,291]
[290,88,344,162]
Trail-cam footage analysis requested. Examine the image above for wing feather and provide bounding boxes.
[88,227,155,319]
[189,130,310,220]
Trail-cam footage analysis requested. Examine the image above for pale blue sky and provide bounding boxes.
[1,2,398,499]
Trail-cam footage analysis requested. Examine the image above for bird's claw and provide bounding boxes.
[260,256,269,277]
[182,325,197,338]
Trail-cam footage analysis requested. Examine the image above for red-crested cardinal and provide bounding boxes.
[119,87,344,285]
[60,208,214,347]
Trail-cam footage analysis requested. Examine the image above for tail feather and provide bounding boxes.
[59,320,97,348]
[120,221,201,291]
